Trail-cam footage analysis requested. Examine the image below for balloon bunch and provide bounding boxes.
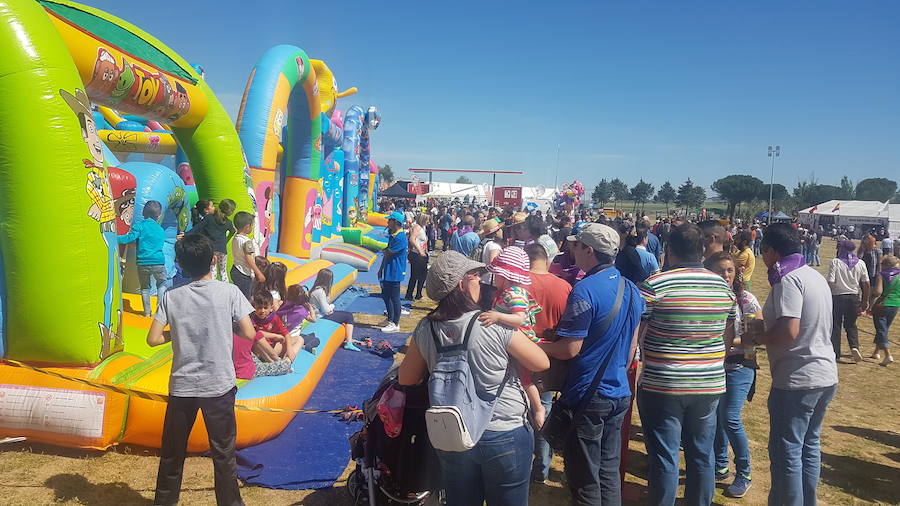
[554,180,585,210]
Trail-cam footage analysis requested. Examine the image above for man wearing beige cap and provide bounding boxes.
[539,223,645,505]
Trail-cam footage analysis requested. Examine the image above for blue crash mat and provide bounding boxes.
[236,327,411,490]
[341,295,412,316]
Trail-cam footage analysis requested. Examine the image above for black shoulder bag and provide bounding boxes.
[542,275,627,452]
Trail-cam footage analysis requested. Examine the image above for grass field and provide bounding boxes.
[0,238,897,505]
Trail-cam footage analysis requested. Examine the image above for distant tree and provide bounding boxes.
[711,174,765,221]
[855,177,898,202]
[792,180,843,209]
[676,179,706,214]
[378,164,394,183]
[610,178,629,210]
[839,175,855,199]
[655,181,677,215]
[592,179,612,207]
[630,179,655,215]
[455,176,473,184]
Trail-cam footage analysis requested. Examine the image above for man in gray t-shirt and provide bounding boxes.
[748,224,836,505]
[147,234,256,505]
[763,265,838,389]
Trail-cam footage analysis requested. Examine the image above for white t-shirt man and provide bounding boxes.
[763,265,838,390]
[826,259,868,296]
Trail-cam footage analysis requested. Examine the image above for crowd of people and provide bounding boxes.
[383,196,897,505]
[122,192,900,505]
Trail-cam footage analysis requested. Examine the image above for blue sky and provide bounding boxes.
[86,0,900,193]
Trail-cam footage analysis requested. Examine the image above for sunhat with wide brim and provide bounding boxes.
[481,218,503,235]
[488,246,532,285]
[504,211,528,228]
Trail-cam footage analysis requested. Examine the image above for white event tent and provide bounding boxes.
[798,200,900,236]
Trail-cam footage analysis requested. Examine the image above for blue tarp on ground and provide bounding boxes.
[236,327,410,490]
[341,294,412,316]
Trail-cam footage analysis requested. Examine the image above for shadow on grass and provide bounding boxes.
[820,452,898,504]
[832,425,900,449]
[293,486,352,505]
[44,473,151,505]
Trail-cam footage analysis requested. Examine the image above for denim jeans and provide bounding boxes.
[715,367,755,478]
[138,264,170,317]
[637,389,720,506]
[768,385,836,506]
[437,424,533,506]
[874,306,898,349]
[381,281,401,324]
[564,392,631,506]
[532,390,554,482]
[405,253,428,299]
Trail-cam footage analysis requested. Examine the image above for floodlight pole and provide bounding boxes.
[554,144,561,192]
[767,145,780,225]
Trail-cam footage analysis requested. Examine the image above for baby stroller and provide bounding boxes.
[348,366,442,505]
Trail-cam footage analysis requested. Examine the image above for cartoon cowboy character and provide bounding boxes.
[60,88,121,358]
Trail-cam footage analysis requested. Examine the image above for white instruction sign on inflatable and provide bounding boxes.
[0,385,105,438]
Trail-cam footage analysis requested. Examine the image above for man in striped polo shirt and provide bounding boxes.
[637,223,737,506]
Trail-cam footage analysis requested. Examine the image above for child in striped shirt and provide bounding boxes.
[480,247,545,428]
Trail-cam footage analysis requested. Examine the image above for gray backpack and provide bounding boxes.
[424,312,510,452]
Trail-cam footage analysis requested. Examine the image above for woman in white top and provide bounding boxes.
[406,214,430,300]
[478,219,504,309]
[309,268,359,351]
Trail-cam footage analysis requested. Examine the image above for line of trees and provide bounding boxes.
[590,174,899,220]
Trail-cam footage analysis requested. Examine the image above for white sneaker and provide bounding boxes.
[381,322,400,333]
[851,348,863,363]
[374,319,391,328]
[401,308,411,316]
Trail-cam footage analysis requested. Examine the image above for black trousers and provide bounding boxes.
[831,294,860,358]
[406,252,428,298]
[230,265,252,301]
[154,387,243,506]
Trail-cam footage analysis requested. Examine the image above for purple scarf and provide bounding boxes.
[768,253,807,286]
[881,268,900,286]
[251,311,276,326]
[836,240,859,269]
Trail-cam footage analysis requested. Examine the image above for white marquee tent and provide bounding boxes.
[798,200,900,235]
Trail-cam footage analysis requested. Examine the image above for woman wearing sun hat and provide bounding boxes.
[398,251,549,505]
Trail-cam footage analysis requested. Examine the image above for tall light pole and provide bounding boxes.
[554,144,560,191]
[767,145,781,225]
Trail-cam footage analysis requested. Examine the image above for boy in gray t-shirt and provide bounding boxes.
[147,234,256,506]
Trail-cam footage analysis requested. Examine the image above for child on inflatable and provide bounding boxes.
[188,198,237,282]
[117,200,169,317]
[310,268,360,351]
[277,284,321,352]
[227,211,267,299]
[264,261,289,308]
[249,289,302,363]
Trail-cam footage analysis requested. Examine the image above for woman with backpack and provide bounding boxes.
[398,251,549,506]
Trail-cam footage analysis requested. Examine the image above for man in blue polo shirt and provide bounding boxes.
[539,223,644,505]
[378,211,408,333]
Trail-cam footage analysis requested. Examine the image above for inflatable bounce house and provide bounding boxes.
[0,0,388,451]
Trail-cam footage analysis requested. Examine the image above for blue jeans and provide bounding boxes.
[381,281,401,324]
[768,385,836,506]
[138,264,170,317]
[437,424,533,506]
[564,392,631,506]
[531,390,554,481]
[874,306,897,349]
[715,367,755,478]
[637,389,720,506]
